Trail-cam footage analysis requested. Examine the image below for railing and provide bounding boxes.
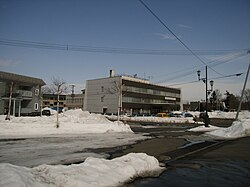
[17,90,33,97]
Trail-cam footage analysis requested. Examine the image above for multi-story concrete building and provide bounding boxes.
[0,71,45,116]
[65,92,85,110]
[42,94,66,112]
[84,70,181,115]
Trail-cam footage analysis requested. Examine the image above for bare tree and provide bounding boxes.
[41,85,55,94]
[211,89,223,110]
[43,78,68,128]
[53,78,67,128]
[106,80,124,122]
[242,89,250,102]
[242,89,250,110]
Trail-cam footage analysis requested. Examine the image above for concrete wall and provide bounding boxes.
[84,77,121,114]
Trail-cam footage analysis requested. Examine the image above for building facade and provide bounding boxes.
[65,92,85,110]
[42,94,66,112]
[84,71,181,115]
[42,92,84,111]
[0,71,45,116]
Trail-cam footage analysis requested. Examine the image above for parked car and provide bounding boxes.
[156,112,168,118]
[168,111,193,118]
[42,109,51,116]
[182,112,193,118]
[168,112,182,117]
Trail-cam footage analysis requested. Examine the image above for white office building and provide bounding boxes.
[84,70,181,115]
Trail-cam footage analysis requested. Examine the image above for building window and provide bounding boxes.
[35,89,39,96]
[34,103,39,110]
[101,96,104,102]
[101,86,104,92]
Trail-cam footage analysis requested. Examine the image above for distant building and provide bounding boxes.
[84,70,181,115]
[42,94,66,112]
[42,90,84,111]
[0,71,45,116]
[65,92,85,110]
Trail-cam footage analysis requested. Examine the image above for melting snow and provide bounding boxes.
[0,153,165,187]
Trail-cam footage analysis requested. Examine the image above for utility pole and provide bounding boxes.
[5,81,13,120]
[235,62,250,120]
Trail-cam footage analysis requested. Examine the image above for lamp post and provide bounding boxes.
[197,66,214,127]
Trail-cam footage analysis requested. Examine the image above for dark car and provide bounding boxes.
[182,112,193,118]
[42,110,51,116]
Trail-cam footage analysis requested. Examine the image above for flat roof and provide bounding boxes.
[87,75,180,92]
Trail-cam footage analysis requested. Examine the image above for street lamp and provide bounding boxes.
[197,66,214,127]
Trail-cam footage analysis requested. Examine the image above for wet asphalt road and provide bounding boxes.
[121,119,250,187]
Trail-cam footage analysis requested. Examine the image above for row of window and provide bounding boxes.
[122,86,180,98]
[123,96,179,105]
[43,96,66,100]
[66,98,84,103]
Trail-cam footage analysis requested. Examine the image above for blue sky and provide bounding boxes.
[0,0,249,101]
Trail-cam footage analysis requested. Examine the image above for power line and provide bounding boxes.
[167,72,244,87]
[154,51,248,84]
[0,38,247,56]
[138,0,223,76]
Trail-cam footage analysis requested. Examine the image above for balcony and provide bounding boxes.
[17,90,33,98]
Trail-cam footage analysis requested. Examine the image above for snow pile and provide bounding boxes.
[206,119,250,139]
[188,125,221,132]
[0,153,165,187]
[0,109,132,138]
[188,119,250,139]
[189,110,250,119]
[61,110,112,124]
[108,115,196,124]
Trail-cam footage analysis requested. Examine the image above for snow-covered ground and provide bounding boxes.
[0,109,148,167]
[0,153,165,187]
[0,109,165,186]
[108,111,250,124]
[188,111,250,139]
[107,115,196,124]
[0,110,249,186]
[189,110,250,119]
[0,109,132,139]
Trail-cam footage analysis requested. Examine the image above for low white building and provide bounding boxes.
[84,70,181,115]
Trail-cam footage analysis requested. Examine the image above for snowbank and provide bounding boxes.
[188,119,250,139]
[189,110,250,119]
[206,119,250,139]
[0,109,132,138]
[0,153,165,187]
[108,115,196,124]
[106,111,249,124]
[209,110,250,119]
[188,125,221,132]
